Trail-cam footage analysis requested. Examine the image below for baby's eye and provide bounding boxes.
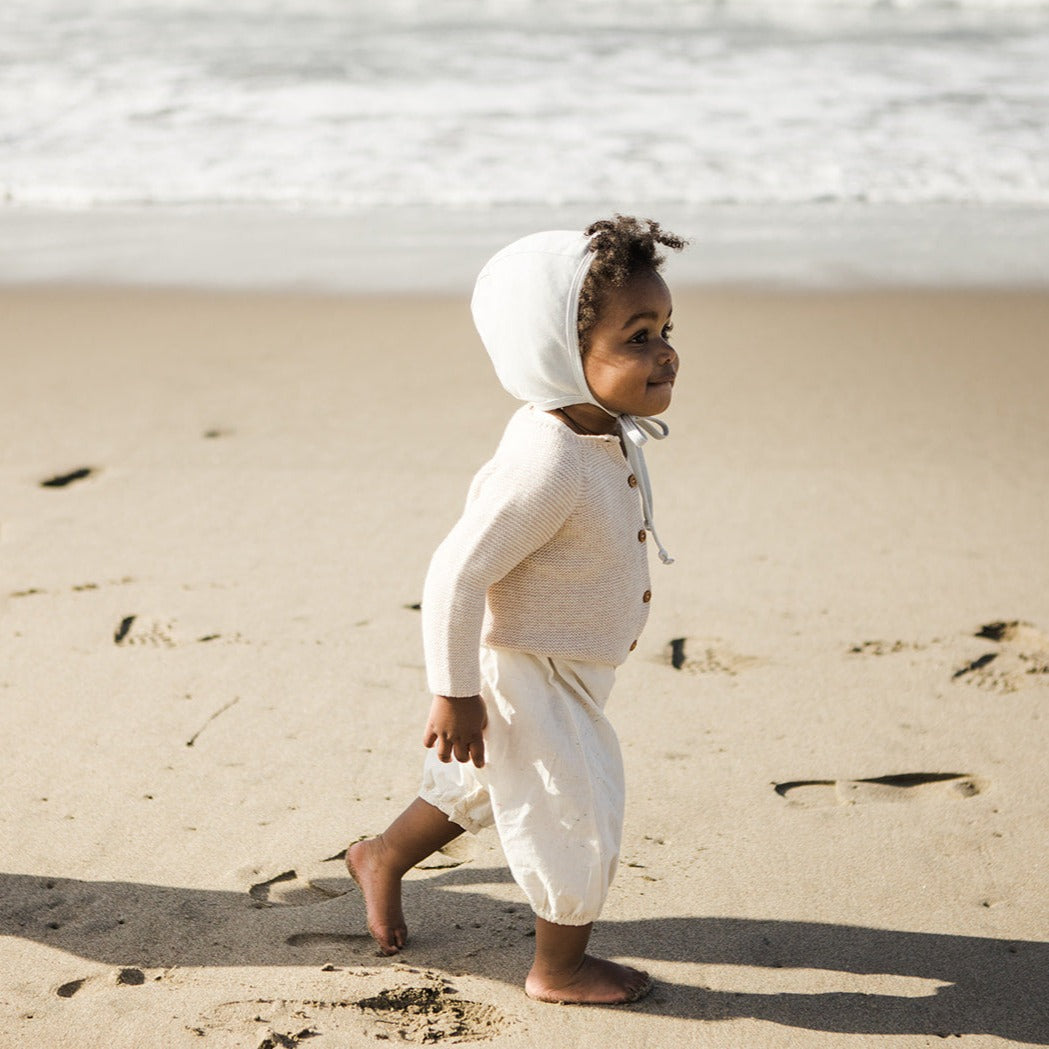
[628,329,649,344]
[662,321,674,340]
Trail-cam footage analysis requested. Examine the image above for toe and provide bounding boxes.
[626,973,653,1003]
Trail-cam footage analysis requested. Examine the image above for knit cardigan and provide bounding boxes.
[422,406,653,697]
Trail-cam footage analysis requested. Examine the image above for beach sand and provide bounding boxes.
[2,285,1048,1047]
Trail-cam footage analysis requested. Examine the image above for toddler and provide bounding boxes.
[348,216,684,1004]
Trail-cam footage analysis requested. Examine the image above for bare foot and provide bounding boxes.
[525,954,652,1005]
[346,837,407,955]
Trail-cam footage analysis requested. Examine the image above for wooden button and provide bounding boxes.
[627,474,638,488]
[629,640,637,651]
[642,590,652,603]
[638,529,646,542]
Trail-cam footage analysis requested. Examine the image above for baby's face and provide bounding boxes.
[582,268,678,418]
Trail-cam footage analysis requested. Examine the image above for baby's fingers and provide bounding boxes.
[424,725,454,762]
[469,738,486,769]
[452,738,474,764]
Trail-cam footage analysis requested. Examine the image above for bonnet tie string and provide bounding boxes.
[619,414,674,565]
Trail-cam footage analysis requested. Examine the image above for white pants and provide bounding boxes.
[420,645,624,926]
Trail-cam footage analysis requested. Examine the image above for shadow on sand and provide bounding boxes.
[2,865,1046,1043]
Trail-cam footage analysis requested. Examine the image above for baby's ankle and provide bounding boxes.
[351,835,408,880]
[529,955,585,981]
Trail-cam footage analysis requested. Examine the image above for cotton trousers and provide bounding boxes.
[420,645,624,926]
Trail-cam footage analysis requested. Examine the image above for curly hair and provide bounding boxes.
[577,215,686,350]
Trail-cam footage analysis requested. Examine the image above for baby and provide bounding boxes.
[348,216,684,1004]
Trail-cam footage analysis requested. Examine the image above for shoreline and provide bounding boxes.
[4,202,1049,294]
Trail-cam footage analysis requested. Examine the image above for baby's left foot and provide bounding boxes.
[346,837,407,955]
[525,954,652,1005]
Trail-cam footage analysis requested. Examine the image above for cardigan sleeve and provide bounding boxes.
[421,434,583,697]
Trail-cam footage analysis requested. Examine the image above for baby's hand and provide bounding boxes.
[423,694,487,768]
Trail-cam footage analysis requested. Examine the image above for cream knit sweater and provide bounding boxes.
[422,406,653,697]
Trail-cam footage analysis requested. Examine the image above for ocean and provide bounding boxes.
[2,0,1048,288]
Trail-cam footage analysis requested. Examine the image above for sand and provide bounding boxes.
[1,285,1048,1048]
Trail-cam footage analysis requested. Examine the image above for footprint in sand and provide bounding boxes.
[112,614,241,649]
[247,853,365,908]
[775,772,988,808]
[243,867,374,960]
[952,621,1049,694]
[664,636,764,675]
[847,620,1049,694]
[248,869,335,908]
[202,978,507,1046]
[113,615,177,648]
[355,984,507,1044]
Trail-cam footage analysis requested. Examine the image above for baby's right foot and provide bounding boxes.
[346,837,407,955]
[525,954,652,1005]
